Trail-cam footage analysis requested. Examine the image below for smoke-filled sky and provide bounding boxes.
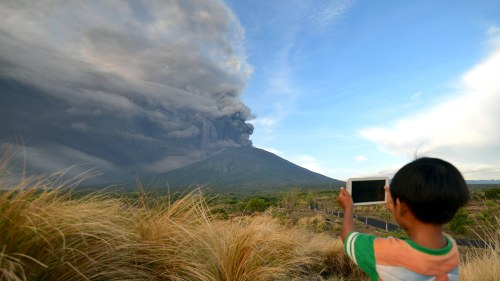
[1,0,499,183]
[0,0,253,182]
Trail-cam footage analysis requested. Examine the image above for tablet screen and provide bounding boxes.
[351,179,386,204]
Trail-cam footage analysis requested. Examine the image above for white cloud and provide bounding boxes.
[410,91,422,100]
[488,26,500,35]
[291,154,326,174]
[360,40,500,179]
[251,116,280,128]
[250,101,290,133]
[353,166,401,179]
[304,0,354,34]
[255,148,336,177]
[258,147,283,156]
[354,155,368,162]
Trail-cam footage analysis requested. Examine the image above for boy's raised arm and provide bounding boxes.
[337,187,354,242]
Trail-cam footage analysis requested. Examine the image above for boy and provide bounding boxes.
[337,157,470,281]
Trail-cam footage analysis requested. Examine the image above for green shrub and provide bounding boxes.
[449,207,472,234]
[246,198,269,212]
[478,201,499,228]
[484,187,500,199]
[210,207,229,219]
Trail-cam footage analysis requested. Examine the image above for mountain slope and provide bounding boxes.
[146,146,342,190]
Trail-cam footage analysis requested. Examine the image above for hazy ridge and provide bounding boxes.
[143,146,343,192]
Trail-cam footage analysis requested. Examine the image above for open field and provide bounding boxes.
[1,170,498,280]
[0,172,364,281]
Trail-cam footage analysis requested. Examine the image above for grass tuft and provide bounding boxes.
[460,216,500,281]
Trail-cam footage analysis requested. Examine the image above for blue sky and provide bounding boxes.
[226,0,500,180]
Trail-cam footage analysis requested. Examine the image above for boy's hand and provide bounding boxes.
[337,187,353,211]
[384,186,394,211]
[337,187,354,242]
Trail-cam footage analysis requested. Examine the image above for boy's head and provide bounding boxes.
[389,157,469,225]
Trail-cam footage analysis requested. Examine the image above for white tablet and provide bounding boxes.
[346,177,389,206]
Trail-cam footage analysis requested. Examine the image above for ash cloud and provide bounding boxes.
[0,0,254,183]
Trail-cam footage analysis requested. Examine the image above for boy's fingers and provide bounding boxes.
[338,188,350,198]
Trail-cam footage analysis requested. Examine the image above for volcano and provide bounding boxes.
[144,146,343,191]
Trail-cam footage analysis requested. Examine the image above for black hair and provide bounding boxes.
[389,157,470,224]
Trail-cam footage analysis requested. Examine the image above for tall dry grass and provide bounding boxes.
[3,162,494,281]
[0,167,353,280]
[297,214,327,233]
[0,175,152,280]
[460,217,500,281]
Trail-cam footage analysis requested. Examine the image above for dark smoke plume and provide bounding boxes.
[0,0,254,183]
